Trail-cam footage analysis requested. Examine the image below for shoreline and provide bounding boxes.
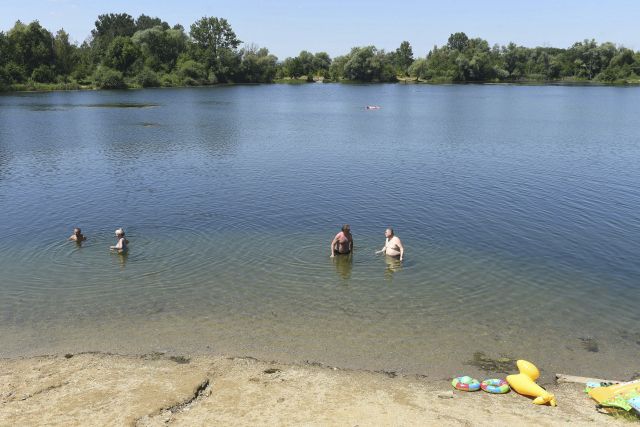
[0,351,633,425]
[2,78,640,95]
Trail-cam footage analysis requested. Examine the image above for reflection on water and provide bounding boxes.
[332,253,353,280]
[112,251,128,269]
[383,255,403,281]
[21,102,160,111]
[0,85,639,379]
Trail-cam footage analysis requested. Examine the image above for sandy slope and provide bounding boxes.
[0,353,630,426]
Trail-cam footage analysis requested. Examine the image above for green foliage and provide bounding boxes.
[93,66,126,89]
[0,67,10,89]
[53,29,77,75]
[136,67,160,87]
[2,14,640,92]
[313,52,331,75]
[447,32,469,51]
[177,59,207,85]
[105,36,140,73]
[189,16,241,81]
[238,45,278,83]
[329,55,348,81]
[408,58,428,79]
[394,41,414,75]
[132,26,187,71]
[0,31,9,65]
[31,64,55,82]
[280,51,332,79]
[7,21,54,75]
[3,62,26,83]
[91,13,136,55]
[341,46,397,82]
[71,42,94,83]
[135,14,169,32]
[159,72,180,87]
[282,56,302,78]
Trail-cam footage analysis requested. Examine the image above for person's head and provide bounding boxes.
[385,228,394,238]
[115,228,125,237]
[342,224,351,234]
[73,227,82,235]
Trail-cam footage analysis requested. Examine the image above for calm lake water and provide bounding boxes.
[1,84,639,379]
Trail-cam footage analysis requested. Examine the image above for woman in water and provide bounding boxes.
[376,228,404,261]
[110,228,129,252]
[330,224,353,257]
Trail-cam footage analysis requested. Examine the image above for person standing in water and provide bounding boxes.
[110,228,129,252]
[68,227,87,243]
[376,228,404,261]
[330,224,353,257]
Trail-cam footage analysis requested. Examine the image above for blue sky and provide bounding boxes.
[2,0,638,59]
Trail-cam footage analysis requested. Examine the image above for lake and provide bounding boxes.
[1,84,639,379]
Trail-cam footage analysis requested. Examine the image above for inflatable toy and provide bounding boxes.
[451,376,480,391]
[589,380,640,405]
[506,360,556,406]
[481,379,510,394]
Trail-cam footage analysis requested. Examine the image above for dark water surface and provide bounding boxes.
[1,84,639,379]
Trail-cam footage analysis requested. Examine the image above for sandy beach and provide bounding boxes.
[0,352,633,426]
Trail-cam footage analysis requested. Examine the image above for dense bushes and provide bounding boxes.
[1,14,639,91]
[136,67,160,87]
[93,66,126,89]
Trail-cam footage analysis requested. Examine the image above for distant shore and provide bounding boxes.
[2,77,640,94]
[0,352,632,426]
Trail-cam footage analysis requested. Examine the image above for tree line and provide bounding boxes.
[1,14,639,91]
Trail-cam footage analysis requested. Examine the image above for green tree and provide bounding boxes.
[328,55,347,80]
[423,45,457,81]
[282,56,302,78]
[297,50,315,76]
[447,32,469,51]
[238,45,278,83]
[105,36,140,73]
[132,26,187,71]
[189,16,241,81]
[312,52,331,76]
[566,39,616,79]
[176,58,207,85]
[408,58,428,79]
[501,42,528,79]
[0,31,9,65]
[7,20,55,76]
[394,41,414,75]
[135,14,169,32]
[53,29,76,75]
[31,64,55,82]
[93,65,126,89]
[72,42,94,83]
[90,13,136,55]
[343,46,396,82]
[136,67,160,87]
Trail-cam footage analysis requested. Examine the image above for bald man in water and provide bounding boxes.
[376,228,404,261]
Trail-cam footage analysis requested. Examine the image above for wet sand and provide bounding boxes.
[0,352,631,426]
